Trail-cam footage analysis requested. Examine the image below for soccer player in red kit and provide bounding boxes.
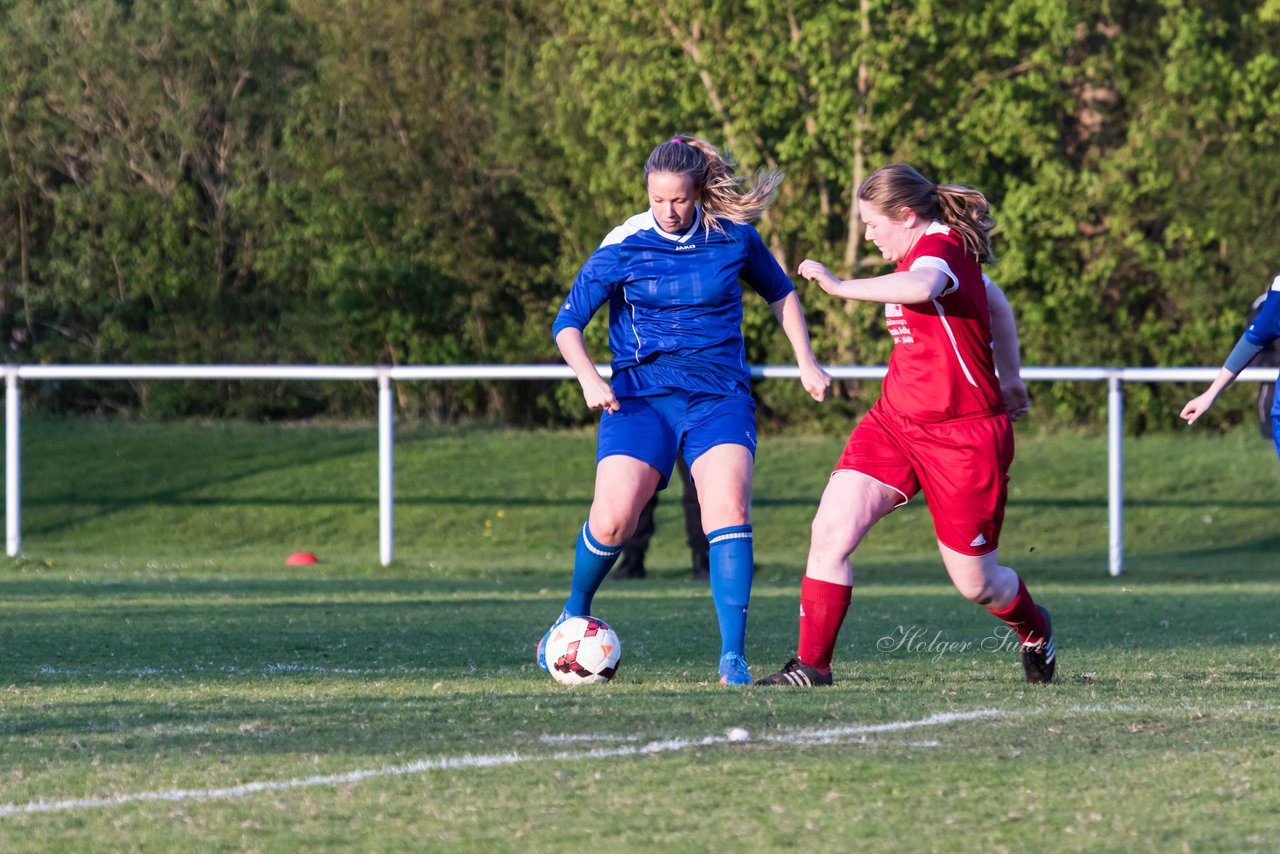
[756,163,1055,686]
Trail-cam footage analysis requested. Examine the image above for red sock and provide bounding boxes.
[796,576,852,671]
[987,575,1048,644]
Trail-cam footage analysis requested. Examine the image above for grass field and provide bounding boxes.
[1,417,1278,851]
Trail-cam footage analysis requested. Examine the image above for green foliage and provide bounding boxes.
[1,1,1279,429]
[0,0,563,421]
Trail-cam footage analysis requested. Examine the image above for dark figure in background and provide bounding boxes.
[613,455,711,580]
[1248,293,1280,438]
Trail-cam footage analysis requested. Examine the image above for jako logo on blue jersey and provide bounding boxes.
[675,243,697,251]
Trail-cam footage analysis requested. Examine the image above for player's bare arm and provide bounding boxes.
[1182,320,1272,424]
[1180,368,1235,425]
[986,280,1030,421]
[555,327,619,413]
[769,291,832,402]
[797,260,947,305]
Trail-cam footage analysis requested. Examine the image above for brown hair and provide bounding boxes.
[643,134,783,232]
[857,163,996,264]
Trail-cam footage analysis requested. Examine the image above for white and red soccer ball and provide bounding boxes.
[545,616,621,685]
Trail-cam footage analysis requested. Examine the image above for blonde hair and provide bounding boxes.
[858,163,996,264]
[643,134,783,232]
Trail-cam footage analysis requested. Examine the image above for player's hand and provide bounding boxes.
[581,375,620,413]
[1179,392,1215,425]
[797,259,840,293]
[1001,378,1030,421]
[800,361,831,402]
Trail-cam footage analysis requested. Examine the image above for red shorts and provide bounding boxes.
[834,399,1013,556]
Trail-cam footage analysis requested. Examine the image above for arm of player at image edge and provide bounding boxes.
[1180,344,1262,426]
[769,290,832,402]
[555,327,619,413]
[1181,280,1280,425]
[985,276,1031,421]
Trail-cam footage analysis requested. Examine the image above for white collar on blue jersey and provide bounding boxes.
[649,206,703,243]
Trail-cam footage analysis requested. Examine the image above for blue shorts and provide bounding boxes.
[596,391,757,490]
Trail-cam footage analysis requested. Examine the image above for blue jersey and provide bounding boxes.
[552,207,794,399]
[1245,274,1280,347]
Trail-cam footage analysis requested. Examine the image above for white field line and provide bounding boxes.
[539,733,643,744]
[0,708,1005,818]
[761,708,1006,742]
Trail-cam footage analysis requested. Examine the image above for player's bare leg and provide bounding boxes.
[756,472,899,686]
[807,471,902,585]
[587,455,664,545]
[688,443,752,531]
[937,545,1018,608]
[938,543,1055,683]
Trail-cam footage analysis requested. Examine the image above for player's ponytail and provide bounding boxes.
[643,134,783,232]
[858,163,995,264]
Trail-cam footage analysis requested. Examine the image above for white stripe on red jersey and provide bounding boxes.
[881,223,1003,422]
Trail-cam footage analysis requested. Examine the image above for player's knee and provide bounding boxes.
[957,568,1016,605]
[588,511,636,546]
[810,513,855,556]
[954,576,998,604]
[700,498,749,530]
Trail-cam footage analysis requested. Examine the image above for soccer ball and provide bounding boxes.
[545,616,621,685]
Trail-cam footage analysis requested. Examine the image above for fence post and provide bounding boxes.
[1108,374,1124,576]
[5,369,19,557]
[378,372,394,566]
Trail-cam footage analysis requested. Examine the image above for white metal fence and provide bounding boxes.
[3,363,1274,575]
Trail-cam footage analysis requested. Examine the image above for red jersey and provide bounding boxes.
[881,223,1003,422]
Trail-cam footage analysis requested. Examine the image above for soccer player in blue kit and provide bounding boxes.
[1182,273,1280,457]
[539,135,831,684]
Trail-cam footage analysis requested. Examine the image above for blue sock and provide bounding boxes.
[563,522,623,616]
[707,525,753,658]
